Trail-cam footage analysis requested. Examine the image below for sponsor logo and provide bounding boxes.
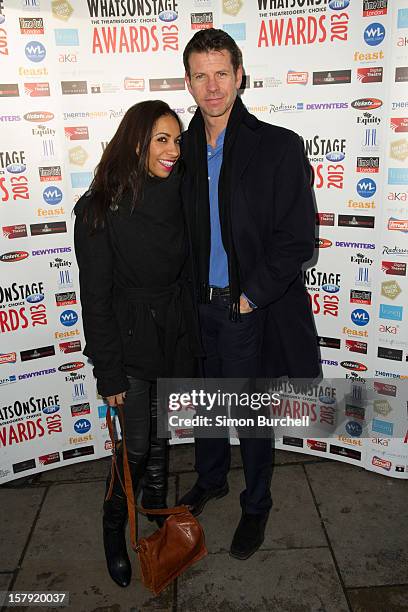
[25,41,46,62]
[64,126,89,140]
[0,84,19,97]
[282,436,303,449]
[43,186,63,205]
[39,166,62,182]
[24,82,50,97]
[149,78,185,91]
[3,225,28,240]
[372,419,394,436]
[70,172,92,189]
[71,402,90,417]
[381,280,402,300]
[20,345,55,361]
[287,71,308,85]
[55,291,76,306]
[388,168,408,185]
[398,8,408,28]
[373,400,392,417]
[42,404,60,415]
[345,340,367,354]
[388,218,408,233]
[52,0,74,21]
[356,178,376,197]
[123,77,145,91]
[315,238,332,248]
[363,1,387,18]
[330,445,361,460]
[351,98,382,110]
[338,215,375,228]
[313,70,351,85]
[329,0,349,9]
[374,383,396,397]
[39,452,60,466]
[13,459,36,474]
[395,67,408,83]
[357,66,383,83]
[63,446,95,461]
[26,293,44,304]
[159,10,178,22]
[54,28,79,45]
[347,199,375,209]
[364,22,385,46]
[377,346,403,361]
[317,336,341,349]
[74,418,91,434]
[24,111,54,122]
[58,361,84,372]
[345,421,363,437]
[372,456,391,470]
[0,251,29,263]
[316,213,335,226]
[390,139,408,162]
[68,146,88,166]
[341,361,368,371]
[356,157,379,173]
[379,304,403,321]
[30,222,66,236]
[382,261,406,276]
[222,22,246,41]
[19,17,44,35]
[61,80,87,95]
[191,12,213,29]
[350,289,371,304]
[59,340,81,354]
[390,118,408,133]
[362,127,379,149]
[351,309,370,326]
[60,309,78,327]
[0,352,17,364]
[307,439,327,452]
[322,284,340,293]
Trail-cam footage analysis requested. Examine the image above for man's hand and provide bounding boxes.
[106,392,127,407]
[240,295,253,314]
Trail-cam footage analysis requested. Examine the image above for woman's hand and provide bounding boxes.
[105,392,127,407]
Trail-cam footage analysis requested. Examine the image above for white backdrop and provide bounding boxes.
[0,0,407,482]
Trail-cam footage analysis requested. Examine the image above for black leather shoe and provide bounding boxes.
[230,511,269,560]
[178,482,229,517]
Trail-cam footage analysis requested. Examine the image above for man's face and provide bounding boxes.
[185,49,243,122]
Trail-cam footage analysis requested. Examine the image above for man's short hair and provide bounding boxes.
[183,28,243,77]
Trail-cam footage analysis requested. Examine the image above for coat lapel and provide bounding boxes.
[231,123,262,197]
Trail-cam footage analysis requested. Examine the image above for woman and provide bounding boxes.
[74,101,198,588]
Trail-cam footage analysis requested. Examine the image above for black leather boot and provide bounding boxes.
[141,392,168,528]
[103,453,145,587]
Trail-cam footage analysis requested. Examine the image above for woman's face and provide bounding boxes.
[147,114,181,178]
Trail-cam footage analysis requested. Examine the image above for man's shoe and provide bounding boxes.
[178,482,229,516]
[229,511,269,560]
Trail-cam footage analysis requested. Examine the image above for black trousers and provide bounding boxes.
[118,376,167,504]
[195,298,274,515]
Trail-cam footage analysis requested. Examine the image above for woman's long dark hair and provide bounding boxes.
[84,100,182,229]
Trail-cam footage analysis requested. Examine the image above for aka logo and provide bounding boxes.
[364,23,385,47]
[60,309,78,327]
[25,41,46,62]
[43,186,63,205]
[351,308,370,326]
[356,178,376,198]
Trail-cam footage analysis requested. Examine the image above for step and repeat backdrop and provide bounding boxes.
[0,0,407,482]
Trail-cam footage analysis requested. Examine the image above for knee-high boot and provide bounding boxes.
[141,393,168,527]
[102,451,146,587]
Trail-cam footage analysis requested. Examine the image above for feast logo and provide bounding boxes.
[258,15,350,47]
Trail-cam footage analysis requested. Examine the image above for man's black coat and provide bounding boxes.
[181,106,320,379]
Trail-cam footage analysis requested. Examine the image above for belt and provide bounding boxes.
[209,286,230,301]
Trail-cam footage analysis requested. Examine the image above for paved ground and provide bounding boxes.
[0,444,407,612]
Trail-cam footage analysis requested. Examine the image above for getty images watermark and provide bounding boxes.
[167,389,310,429]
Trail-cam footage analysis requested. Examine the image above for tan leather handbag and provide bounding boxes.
[106,405,208,595]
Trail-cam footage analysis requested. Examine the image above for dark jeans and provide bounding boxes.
[195,298,274,515]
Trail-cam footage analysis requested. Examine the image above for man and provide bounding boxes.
[179,29,319,560]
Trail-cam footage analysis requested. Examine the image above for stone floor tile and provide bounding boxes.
[12,561,172,612]
[305,462,408,587]
[348,585,408,612]
[177,549,349,612]
[179,465,326,554]
[0,488,45,571]
[37,457,111,483]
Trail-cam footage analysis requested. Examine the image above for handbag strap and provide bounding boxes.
[105,404,191,552]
